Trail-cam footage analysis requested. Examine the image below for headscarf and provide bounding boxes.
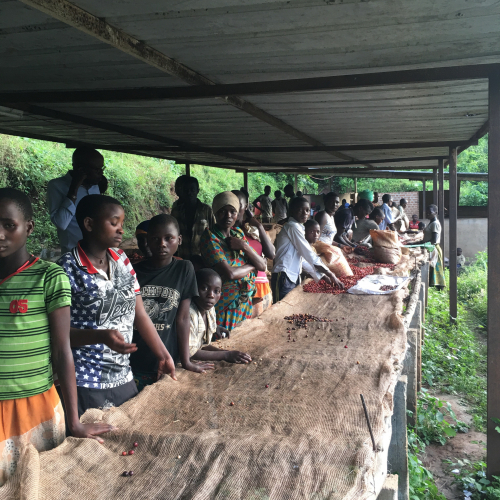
[212,191,240,216]
[135,220,150,236]
[358,189,374,202]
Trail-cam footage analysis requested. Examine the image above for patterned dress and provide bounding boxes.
[200,226,256,330]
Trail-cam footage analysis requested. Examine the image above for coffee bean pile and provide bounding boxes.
[379,285,397,291]
[284,313,333,328]
[304,260,396,295]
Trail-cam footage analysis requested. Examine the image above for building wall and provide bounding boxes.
[442,218,487,259]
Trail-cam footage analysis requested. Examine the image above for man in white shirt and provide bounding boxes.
[47,147,104,254]
[271,197,343,303]
[380,194,400,231]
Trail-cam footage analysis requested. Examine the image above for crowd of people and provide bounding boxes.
[0,146,446,484]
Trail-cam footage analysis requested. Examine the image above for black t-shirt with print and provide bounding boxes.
[130,258,198,371]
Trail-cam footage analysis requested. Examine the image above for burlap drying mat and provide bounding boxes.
[3,287,407,500]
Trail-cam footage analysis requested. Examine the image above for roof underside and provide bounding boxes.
[0,0,497,173]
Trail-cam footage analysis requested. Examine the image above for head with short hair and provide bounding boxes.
[370,207,384,225]
[0,188,35,259]
[304,219,321,244]
[147,214,181,261]
[175,175,199,203]
[283,184,295,198]
[296,191,303,197]
[418,222,426,230]
[194,268,223,311]
[353,199,374,219]
[400,198,408,208]
[324,191,340,214]
[382,194,392,204]
[75,194,124,248]
[412,214,418,222]
[342,199,347,205]
[289,196,310,224]
[427,204,438,217]
[231,189,248,224]
[274,190,282,199]
[457,248,463,255]
[72,147,104,185]
[264,185,271,196]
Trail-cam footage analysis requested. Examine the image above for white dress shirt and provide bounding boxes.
[47,172,100,254]
[272,217,327,282]
[379,203,395,230]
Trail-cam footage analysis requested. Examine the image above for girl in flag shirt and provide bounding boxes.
[58,195,176,416]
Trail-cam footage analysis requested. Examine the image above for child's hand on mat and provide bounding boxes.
[157,356,177,381]
[224,351,252,364]
[100,329,137,354]
[185,360,215,374]
[70,422,116,443]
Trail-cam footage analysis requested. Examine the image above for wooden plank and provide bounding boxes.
[449,147,458,321]
[438,160,445,250]
[487,72,500,478]
[433,168,438,206]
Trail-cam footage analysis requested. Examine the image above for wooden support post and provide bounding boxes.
[354,177,358,194]
[243,171,248,191]
[438,159,445,250]
[422,178,426,218]
[432,169,437,206]
[329,176,332,192]
[488,71,500,478]
[449,147,458,322]
[185,163,191,176]
[404,329,418,428]
[294,174,298,193]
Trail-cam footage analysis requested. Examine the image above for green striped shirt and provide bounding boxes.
[0,259,72,400]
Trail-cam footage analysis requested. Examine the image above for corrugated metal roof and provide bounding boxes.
[0,0,497,171]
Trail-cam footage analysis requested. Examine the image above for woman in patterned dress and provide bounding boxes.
[200,191,267,330]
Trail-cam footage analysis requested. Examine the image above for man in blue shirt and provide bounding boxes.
[380,194,400,231]
[47,147,104,254]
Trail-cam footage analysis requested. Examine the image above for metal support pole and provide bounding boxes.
[329,176,332,192]
[422,178,426,218]
[354,177,358,194]
[243,171,248,191]
[185,163,191,176]
[438,159,445,250]
[294,174,298,193]
[488,71,500,478]
[449,147,458,322]
[433,168,438,206]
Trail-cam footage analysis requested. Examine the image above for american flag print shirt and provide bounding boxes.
[58,244,140,389]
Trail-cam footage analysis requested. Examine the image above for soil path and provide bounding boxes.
[421,394,486,499]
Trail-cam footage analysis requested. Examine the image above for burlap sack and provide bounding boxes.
[313,241,353,277]
[370,229,399,248]
[373,246,402,264]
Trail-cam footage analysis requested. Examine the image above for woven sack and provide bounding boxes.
[313,241,353,277]
[370,229,399,248]
[373,246,402,264]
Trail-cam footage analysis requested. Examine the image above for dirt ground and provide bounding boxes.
[421,393,486,499]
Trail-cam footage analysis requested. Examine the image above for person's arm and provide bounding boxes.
[227,237,267,272]
[286,225,343,287]
[192,346,252,364]
[213,261,255,281]
[47,178,81,231]
[252,195,261,209]
[314,211,328,233]
[70,328,138,354]
[247,217,275,260]
[50,306,114,441]
[134,295,177,381]
[178,299,215,374]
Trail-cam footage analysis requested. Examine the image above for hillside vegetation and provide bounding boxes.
[0,133,488,254]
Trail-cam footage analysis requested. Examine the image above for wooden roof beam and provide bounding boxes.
[16,0,370,166]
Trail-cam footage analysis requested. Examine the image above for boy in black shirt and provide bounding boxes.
[131,214,213,390]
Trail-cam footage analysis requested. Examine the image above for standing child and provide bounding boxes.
[182,269,251,366]
[58,195,176,416]
[130,214,211,382]
[271,197,343,302]
[0,188,112,485]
